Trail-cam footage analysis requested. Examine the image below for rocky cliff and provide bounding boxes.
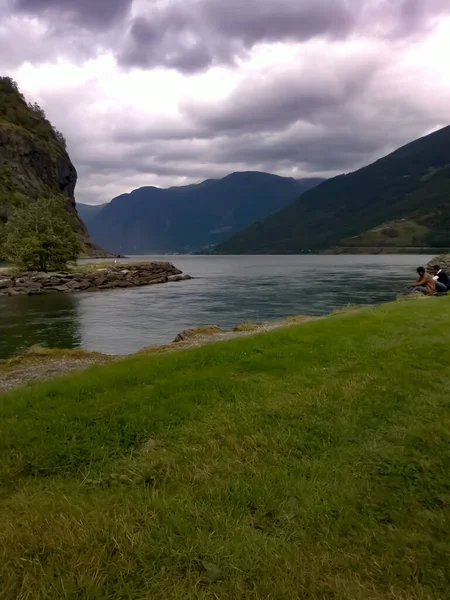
[0,76,111,257]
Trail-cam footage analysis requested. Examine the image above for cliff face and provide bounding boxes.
[0,77,111,256]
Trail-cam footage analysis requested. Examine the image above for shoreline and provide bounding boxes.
[0,299,415,393]
[0,313,324,393]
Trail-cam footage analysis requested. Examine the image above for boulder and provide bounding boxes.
[27,286,43,296]
[0,278,14,289]
[46,285,70,293]
[69,279,91,290]
[93,276,108,286]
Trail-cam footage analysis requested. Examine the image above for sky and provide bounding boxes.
[1,0,450,205]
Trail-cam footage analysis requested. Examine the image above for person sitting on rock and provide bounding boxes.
[432,265,450,293]
[410,267,436,296]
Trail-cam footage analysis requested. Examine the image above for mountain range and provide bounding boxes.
[82,173,323,254]
[217,126,450,254]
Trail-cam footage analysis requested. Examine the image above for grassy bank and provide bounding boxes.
[1,298,450,598]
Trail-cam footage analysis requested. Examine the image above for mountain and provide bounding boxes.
[0,77,112,258]
[77,203,106,226]
[217,126,450,254]
[87,173,323,254]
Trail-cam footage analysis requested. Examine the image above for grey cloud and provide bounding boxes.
[5,0,450,72]
[67,55,448,204]
[118,0,450,72]
[9,0,448,204]
[182,52,384,134]
[119,0,357,72]
[14,0,133,28]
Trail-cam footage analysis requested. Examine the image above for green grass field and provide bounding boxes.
[1,298,450,599]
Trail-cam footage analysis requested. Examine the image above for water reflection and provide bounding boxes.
[0,293,81,358]
[0,255,431,359]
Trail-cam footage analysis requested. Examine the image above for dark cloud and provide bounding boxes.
[14,0,133,28]
[3,0,449,203]
[118,0,450,72]
[119,0,357,72]
[4,0,450,72]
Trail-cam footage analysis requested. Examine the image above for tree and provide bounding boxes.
[54,129,67,148]
[0,197,82,271]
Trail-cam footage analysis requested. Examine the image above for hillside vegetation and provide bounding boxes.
[0,76,115,257]
[0,77,79,222]
[1,298,450,598]
[217,126,450,254]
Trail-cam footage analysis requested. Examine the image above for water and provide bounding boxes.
[0,255,431,359]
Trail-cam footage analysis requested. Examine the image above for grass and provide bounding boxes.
[0,346,107,374]
[73,261,150,274]
[1,298,450,598]
[233,321,260,332]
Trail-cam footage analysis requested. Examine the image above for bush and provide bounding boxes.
[0,196,82,271]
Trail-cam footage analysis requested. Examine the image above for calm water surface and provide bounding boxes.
[0,255,431,359]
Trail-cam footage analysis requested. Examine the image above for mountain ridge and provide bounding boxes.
[216,126,450,254]
[86,172,324,254]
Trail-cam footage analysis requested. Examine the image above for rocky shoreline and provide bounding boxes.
[0,262,191,297]
[426,254,450,271]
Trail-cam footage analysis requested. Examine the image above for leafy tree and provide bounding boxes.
[54,129,67,148]
[28,101,46,119]
[0,197,82,271]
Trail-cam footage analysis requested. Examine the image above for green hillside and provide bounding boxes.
[217,126,450,254]
[0,77,83,232]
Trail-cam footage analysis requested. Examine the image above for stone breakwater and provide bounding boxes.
[427,254,450,272]
[0,263,191,297]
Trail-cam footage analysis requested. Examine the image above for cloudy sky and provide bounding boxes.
[1,0,450,205]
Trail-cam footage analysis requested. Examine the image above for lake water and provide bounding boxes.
[0,254,431,359]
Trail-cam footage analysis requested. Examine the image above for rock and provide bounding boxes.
[46,285,70,293]
[68,279,91,290]
[0,278,14,289]
[93,276,108,286]
[199,561,225,584]
[0,262,188,296]
[173,325,223,343]
[30,272,51,282]
[182,274,192,280]
[27,286,42,296]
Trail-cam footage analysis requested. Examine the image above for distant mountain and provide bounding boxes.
[86,172,323,254]
[77,203,106,226]
[217,126,450,254]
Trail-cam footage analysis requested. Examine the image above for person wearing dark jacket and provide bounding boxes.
[433,265,450,293]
